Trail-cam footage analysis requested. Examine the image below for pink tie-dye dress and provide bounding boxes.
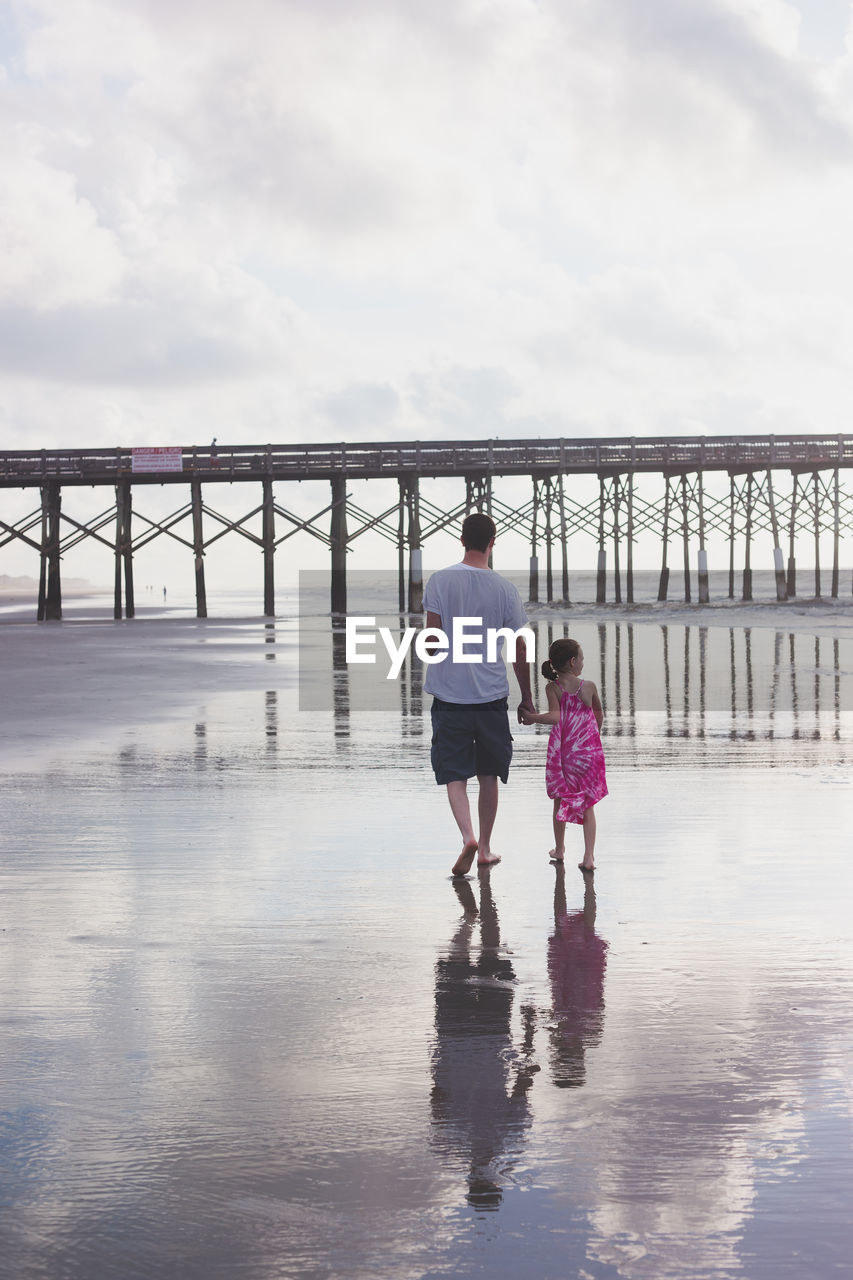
[545,681,608,824]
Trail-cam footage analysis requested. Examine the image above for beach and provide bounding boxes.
[1,599,852,1279]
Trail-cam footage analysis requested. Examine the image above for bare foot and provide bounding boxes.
[477,853,501,867]
[578,861,595,873]
[549,848,565,862]
[451,839,478,877]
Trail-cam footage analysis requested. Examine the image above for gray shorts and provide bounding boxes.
[430,697,513,785]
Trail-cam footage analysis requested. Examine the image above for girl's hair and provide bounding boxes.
[541,638,580,682]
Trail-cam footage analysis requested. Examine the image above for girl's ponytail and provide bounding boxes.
[545,638,580,681]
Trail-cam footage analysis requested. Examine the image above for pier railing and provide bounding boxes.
[2,434,852,486]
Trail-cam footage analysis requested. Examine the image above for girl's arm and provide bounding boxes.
[522,681,562,726]
[590,684,604,731]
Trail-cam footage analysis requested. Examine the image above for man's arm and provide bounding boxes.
[424,610,443,657]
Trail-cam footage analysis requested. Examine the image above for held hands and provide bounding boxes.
[517,701,538,725]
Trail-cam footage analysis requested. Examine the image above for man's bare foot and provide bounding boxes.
[477,853,501,867]
[549,848,565,862]
[451,839,478,877]
[579,861,595,873]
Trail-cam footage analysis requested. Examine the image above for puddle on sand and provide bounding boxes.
[1,618,852,1279]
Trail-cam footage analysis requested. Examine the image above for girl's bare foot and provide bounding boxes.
[549,849,565,862]
[477,853,501,867]
[451,839,478,877]
[579,861,595,873]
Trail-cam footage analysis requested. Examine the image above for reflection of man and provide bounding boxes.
[547,866,607,1088]
[430,876,537,1209]
[423,514,534,876]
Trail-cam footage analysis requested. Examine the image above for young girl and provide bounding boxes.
[521,638,607,872]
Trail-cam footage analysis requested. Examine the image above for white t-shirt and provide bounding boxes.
[422,563,529,704]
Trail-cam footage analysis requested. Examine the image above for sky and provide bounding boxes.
[3,0,853,453]
[2,0,853,589]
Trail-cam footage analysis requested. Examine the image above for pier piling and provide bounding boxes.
[114,481,134,619]
[330,475,347,615]
[742,472,753,602]
[697,472,709,604]
[657,479,670,602]
[38,481,62,622]
[597,478,607,603]
[262,477,275,618]
[191,478,207,619]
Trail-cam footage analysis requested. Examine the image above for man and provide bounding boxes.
[423,513,535,876]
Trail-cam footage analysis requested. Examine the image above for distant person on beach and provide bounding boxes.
[519,638,607,873]
[423,513,535,876]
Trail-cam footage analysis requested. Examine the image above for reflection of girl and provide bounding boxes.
[547,866,607,1088]
[520,638,607,871]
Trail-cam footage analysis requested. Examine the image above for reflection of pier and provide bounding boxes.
[87,620,847,770]
[606,622,845,746]
[323,616,848,754]
[2,435,852,620]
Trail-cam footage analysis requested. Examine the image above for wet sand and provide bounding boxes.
[1,607,852,1279]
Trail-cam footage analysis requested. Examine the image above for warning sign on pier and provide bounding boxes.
[132,447,184,473]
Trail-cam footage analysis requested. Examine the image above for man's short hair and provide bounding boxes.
[461,512,497,552]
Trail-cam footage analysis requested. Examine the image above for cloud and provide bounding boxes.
[408,365,520,436]
[552,0,853,165]
[2,0,853,454]
[0,298,273,386]
[318,381,401,434]
[0,144,126,308]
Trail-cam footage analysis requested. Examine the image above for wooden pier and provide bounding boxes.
[1,435,851,619]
